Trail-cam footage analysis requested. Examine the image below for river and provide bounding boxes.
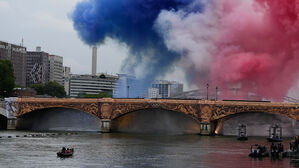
[0,131,296,168]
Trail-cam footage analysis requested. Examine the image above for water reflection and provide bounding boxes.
[0,131,296,168]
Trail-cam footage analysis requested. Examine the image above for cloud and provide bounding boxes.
[32,11,73,33]
[0,0,10,12]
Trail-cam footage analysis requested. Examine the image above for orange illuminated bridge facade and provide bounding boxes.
[14,98,299,134]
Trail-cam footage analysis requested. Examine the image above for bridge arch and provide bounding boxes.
[110,108,201,134]
[211,103,299,121]
[112,107,201,123]
[100,102,201,121]
[17,101,99,119]
[17,107,101,131]
[214,112,299,137]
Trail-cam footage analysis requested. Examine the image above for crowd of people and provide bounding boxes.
[61,147,73,154]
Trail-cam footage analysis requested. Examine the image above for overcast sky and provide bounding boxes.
[0,0,129,75]
[0,0,194,91]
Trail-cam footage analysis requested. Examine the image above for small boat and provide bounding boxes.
[249,144,269,158]
[267,124,283,142]
[237,136,248,141]
[237,124,248,141]
[57,148,74,157]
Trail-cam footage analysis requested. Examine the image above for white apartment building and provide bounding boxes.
[69,73,118,97]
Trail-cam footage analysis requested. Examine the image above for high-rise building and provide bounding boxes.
[26,47,50,87]
[49,55,64,85]
[113,74,147,98]
[148,88,161,99]
[69,73,118,97]
[150,80,183,98]
[0,41,27,86]
[63,66,71,96]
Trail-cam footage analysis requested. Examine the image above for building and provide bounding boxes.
[113,74,147,98]
[149,80,183,98]
[0,41,27,86]
[63,66,71,96]
[147,88,161,98]
[26,47,50,87]
[69,73,118,97]
[49,55,64,85]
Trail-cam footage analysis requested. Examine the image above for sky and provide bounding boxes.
[0,0,192,90]
[1,0,299,98]
[0,0,129,75]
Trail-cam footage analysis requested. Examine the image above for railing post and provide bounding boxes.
[7,118,17,130]
[100,119,111,133]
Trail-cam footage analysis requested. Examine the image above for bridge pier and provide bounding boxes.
[200,122,214,135]
[101,119,111,133]
[7,118,17,130]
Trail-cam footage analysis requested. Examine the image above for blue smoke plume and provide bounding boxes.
[71,0,203,97]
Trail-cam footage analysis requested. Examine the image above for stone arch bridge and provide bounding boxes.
[9,98,299,134]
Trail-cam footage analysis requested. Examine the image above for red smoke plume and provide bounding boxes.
[211,0,299,100]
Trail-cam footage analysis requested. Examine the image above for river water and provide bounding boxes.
[0,131,296,168]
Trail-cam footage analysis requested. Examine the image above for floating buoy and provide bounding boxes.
[8,136,12,138]
[23,135,27,137]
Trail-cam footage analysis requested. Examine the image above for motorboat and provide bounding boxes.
[57,148,74,157]
[249,144,269,158]
[237,136,248,141]
[267,124,283,142]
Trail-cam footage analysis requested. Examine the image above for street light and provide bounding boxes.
[216,86,218,101]
[206,83,209,100]
[127,85,130,98]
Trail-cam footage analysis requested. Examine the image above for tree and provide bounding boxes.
[0,60,15,98]
[43,81,66,98]
[77,92,112,98]
[30,81,66,98]
[30,84,44,95]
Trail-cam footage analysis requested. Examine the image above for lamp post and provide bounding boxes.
[216,86,218,101]
[127,85,130,98]
[206,83,209,100]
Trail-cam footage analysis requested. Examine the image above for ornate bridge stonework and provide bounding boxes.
[14,98,299,134]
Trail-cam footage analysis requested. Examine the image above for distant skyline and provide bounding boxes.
[0,0,193,90]
[0,0,128,75]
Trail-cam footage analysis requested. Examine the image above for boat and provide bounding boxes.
[270,143,284,158]
[237,136,248,141]
[267,124,282,142]
[267,137,282,142]
[57,148,74,157]
[237,124,248,141]
[249,144,269,158]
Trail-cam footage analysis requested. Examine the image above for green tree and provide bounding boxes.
[0,60,15,98]
[77,92,112,98]
[43,81,66,98]
[30,84,44,95]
